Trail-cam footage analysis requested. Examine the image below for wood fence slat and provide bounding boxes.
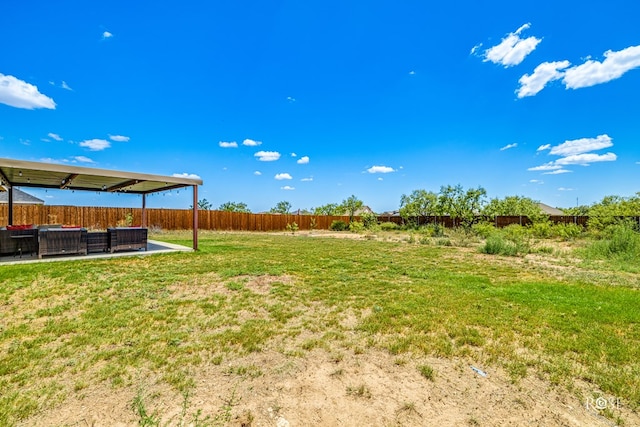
[0,204,613,231]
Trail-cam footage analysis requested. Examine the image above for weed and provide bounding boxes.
[418,364,435,381]
[346,384,372,398]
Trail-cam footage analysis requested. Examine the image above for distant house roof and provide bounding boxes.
[538,203,564,215]
[354,206,375,215]
[0,187,45,205]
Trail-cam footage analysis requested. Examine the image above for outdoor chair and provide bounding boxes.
[0,227,39,257]
[38,228,88,258]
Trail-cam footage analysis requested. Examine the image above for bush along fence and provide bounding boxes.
[0,205,608,231]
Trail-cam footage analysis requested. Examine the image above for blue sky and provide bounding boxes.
[1,1,639,213]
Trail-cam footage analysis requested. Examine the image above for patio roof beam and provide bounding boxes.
[0,169,12,188]
[107,179,142,192]
[60,173,79,189]
[143,183,187,195]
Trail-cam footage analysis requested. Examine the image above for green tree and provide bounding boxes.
[483,195,546,223]
[399,189,439,224]
[562,205,591,216]
[312,203,345,216]
[191,198,212,210]
[438,184,487,228]
[270,200,292,214]
[587,194,640,231]
[218,201,251,213]
[340,195,364,224]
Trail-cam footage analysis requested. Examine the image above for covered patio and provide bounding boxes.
[0,157,203,258]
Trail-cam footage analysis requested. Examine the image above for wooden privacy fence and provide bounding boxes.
[0,205,608,231]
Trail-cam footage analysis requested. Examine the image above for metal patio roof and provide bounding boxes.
[0,157,202,194]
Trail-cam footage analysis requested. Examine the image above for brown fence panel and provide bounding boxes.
[0,204,612,231]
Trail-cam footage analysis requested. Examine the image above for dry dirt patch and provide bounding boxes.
[21,348,635,426]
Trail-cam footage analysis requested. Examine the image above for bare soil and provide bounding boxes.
[22,349,635,426]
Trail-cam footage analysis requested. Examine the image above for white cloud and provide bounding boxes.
[530,134,617,173]
[516,60,571,98]
[528,163,562,171]
[558,187,573,191]
[48,132,63,141]
[518,45,640,97]
[408,70,416,75]
[543,169,572,175]
[297,156,310,164]
[287,96,296,103]
[549,134,612,156]
[219,141,238,148]
[483,23,542,67]
[529,179,544,184]
[254,171,262,176]
[281,186,295,191]
[0,73,56,109]
[255,151,281,161]
[61,81,72,91]
[291,152,297,157]
[275,173,292,180]
[102,31,113,39]
[40,157,63,164]
[72,156,94,163]
[109,134,130,142]
[172,172,202,180]
[301,177,313,182]
[243,138,262,147]
[367,165,395,174]
[555,152,617,166]
[79,139,110,151]
[563,45,640,89]
[500,143,517,151]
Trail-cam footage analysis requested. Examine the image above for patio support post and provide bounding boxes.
[7,187,13,225]
[141,194,147,227]
[192,185,198,251]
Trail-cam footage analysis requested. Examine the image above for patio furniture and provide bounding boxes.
[108,227,148,253]
[38,228,88,258]
[87,232,109,253]
[0,228,39,257]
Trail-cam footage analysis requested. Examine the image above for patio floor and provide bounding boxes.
[0,239,193,265]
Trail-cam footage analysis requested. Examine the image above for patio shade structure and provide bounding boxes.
[0,157,203,250]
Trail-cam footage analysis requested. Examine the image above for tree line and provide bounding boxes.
[195,185,640,231]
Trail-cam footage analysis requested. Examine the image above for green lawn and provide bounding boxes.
[0,231,638,425]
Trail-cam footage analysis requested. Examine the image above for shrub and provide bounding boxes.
[330,220,348,231]
[552,223,583,240]
[530,221,552,239]
[583,223,640,261]
[471,222,496,239]
[349,221,365,233]
[421,223,445,237]
[380,221,399,231]
[481,235,518,256]
[360,212,379,230]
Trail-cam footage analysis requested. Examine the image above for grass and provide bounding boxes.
[1,230,639,424]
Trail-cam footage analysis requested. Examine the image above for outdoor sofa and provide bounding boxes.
[38,228,88,258]
[108,227,148,253]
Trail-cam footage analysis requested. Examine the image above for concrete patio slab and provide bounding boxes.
[0,239,192,265]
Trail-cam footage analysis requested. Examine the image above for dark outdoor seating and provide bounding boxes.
[108,227,148,253]
[38,228,88,258]
[0,228,39,257]
[87,231,109,253]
